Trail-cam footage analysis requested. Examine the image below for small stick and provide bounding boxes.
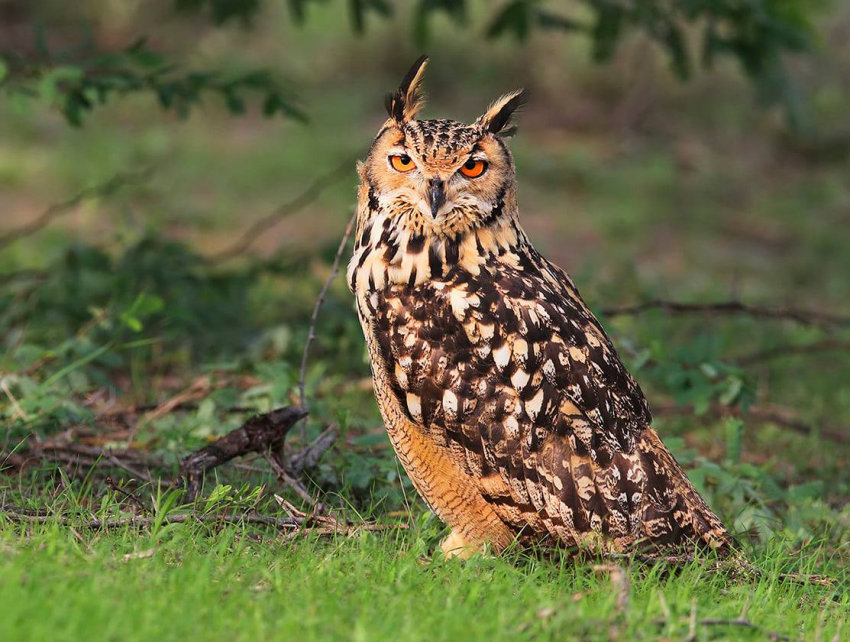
[601,299,850,329]
[0,169,152,250]
[288,424,339,475]
[734,339,850,366]
[297,210,357,410]
[179,406,307,500]
[1,507,300,530]
[263,448,326,512]
[687,598,697,641]
[209,160,352,263]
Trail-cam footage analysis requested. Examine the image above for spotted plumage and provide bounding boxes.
[348,56,734,558]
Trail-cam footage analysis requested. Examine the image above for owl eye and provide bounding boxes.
[459,158,487,178]
[389,154,416,172]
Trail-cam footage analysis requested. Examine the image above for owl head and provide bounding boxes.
[358,56,526,239]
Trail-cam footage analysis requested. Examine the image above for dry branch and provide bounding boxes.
[0,503,407,540]
[652,402,850,444]
[31,442,167,484]
[297,210,357,409]
[734,339,850,366]
[289,424,339,475]
[1,506,300,530]
[179,406,307,500]
[209,160,353,263]
[0,169,152,250]
[602,299,850,329]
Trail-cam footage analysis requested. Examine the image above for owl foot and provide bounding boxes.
[440,530,486,559]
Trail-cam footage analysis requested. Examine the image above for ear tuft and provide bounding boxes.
[476,89,528,136]
[384,55,429,124]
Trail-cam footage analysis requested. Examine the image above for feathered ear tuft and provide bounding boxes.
[384,55,429,124]
[476,89,528,136]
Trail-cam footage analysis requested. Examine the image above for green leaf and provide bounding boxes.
[591,4,623,62]
[664,22,691,80]
[486,1,532,41]
[349,0,392,33]
[536,10,582,32]
[719,376,743,406]
[724,418,743,464]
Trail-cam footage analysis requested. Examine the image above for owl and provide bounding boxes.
[347,56,734,559]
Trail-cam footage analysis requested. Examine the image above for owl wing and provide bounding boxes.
[369,248,666,547]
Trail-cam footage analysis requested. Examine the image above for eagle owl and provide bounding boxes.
[347,56,734,559]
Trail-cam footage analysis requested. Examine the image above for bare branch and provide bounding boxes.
[298,210,357,409]
[0,169,153,250]
[31,443,167,484]
[263,448,325,511]
[734,339,850,366]
[652,402,850,444]
[0,504,407,538]
[601,299,850,329]
[179,406,307,500]
[288,424,339,475]
[1,506,299,530]
[697,617,790,641]
[208,160,353,263]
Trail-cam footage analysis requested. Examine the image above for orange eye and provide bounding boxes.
[389,154,416,172]
[459,158,487,178]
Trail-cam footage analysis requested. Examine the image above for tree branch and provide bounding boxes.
[734,339,850,366]
[208,160,353,263]
[0,169,153,250]
[179,406,307,500]
[652,402,850,444]
[601,299,850,329]
[297,210,356,409]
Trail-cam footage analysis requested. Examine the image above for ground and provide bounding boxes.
[1,3,849,640]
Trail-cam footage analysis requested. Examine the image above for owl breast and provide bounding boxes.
[357,244,651,473]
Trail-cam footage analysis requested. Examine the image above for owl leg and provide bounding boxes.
[440,529,484,559]
[381,411,514,556]
[402,445,515,558]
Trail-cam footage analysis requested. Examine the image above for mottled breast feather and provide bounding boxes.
[362,241,662,548]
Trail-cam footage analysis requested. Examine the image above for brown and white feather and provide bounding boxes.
[348,58,734,558]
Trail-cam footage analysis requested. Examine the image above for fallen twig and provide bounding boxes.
[0,503,408,540]
[1,505,299,530]
[0,169,153,250]
[288,424,339,475]
[179,406,307,501]
[32,442,168,484]
[698,595,790,641]
[208,160,353,263]
[602,299,850,330]
[263,448,325,510]
[141,376,220,423]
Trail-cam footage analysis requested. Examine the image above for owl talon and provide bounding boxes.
[440,530,485,559]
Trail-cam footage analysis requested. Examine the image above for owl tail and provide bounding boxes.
[635,428,737,555]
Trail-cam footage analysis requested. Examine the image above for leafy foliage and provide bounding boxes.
[174,0,263,25]
[0,38,303,126]
[0,0,821,127]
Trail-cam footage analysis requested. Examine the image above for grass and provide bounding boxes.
[2,2,850,640]
[1,497,846,642]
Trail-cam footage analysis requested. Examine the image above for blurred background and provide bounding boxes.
[1,1,848,550]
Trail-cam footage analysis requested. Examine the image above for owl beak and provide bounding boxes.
[427,178,445,218]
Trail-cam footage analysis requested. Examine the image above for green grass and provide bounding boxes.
[2,2,850,640]
[1,505,846,642]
